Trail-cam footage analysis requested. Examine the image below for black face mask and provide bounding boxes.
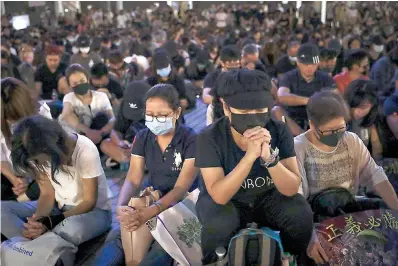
[230,112,270,135]
[316,129,345,147]
[73,83,90,95]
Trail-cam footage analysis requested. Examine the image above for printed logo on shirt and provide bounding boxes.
[241,176,274,189]
[172,150,183,171]
[129,103,138,109]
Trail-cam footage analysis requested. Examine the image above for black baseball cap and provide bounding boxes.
[216,68,274,110]
[196,49,210,65]
[327,39,342,53]
[297,43,320,64]
[153,49,171,70]
[76,35,90,48]
[122,81,152,121]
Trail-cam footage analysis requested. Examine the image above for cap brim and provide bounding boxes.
[122,105,144,121]
[223,91,274,110]
[298,55,320,64]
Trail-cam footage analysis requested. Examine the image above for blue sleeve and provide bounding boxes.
[371,61,387,89]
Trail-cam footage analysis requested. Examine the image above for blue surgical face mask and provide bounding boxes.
[145,116,174,136]
[157,65,171,77]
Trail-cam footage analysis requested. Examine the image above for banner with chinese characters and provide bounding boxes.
[315,209,398,265]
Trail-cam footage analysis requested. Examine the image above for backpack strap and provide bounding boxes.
[233,232,247,266]
[260,235,272,266]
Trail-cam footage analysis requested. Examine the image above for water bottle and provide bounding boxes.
[215,246,227,266]
[120,161,129,171]
[52,89,58,101]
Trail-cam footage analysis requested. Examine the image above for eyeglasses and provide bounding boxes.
[145,112,174,123]
[316,125,347,135]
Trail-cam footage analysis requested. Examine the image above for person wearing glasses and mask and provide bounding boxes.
[195,69,313,265]
[294,90,398,265]
[93,84,198,266]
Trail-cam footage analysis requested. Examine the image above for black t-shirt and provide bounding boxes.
[279,69,335,122]
[146,74,187,100]
[131,123,197,195]
[185,61,214,81]
[105,77,124,99]
[275,55,297,75]
[34,63,67,100]
[195,117,296,204]
[203,69,222,96]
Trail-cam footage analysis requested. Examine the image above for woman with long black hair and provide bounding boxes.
[1,115,113,248]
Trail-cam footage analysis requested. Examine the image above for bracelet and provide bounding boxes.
[154,202,164,213]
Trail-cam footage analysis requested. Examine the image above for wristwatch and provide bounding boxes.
[260,147,280,168]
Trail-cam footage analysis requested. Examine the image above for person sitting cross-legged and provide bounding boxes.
[273,43,336,136]
[100,81,151,169]
[59,64,115,146]
[1,115,113,254]
[93,84,199,266]
[195,69,313,265]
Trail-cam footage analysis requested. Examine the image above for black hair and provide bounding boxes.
[220,45,241,62]
[65,64,89,85]
[371,35,384,46]
[11,115,72,184]
[344,49,369,70]
[90,62,109,79]
[1,50,9,60]
[319,48,338,61]
[144,84,180,111]
[242,44,259,56]
[108,50,124,64]
[348,36,361,48]
[307,90,350,127]
[345,79,379,127]
[101,36,110,43]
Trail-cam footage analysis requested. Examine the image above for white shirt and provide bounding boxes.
[46,134,113,210]
[117,14,127,28]
[1,102,52,166]
[63,91,112,127]
[216,12,228,28]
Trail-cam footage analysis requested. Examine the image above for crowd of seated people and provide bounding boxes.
[1,2,398,266]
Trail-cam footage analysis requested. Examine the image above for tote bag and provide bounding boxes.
[146,189,202,266]
[0,232,77,266]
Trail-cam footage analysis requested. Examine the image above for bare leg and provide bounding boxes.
[100,138,131,163]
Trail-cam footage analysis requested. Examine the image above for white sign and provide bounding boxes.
[29,1,45,7]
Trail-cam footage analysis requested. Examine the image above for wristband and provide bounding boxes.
[37,214,65,230]
[154,202,164,213]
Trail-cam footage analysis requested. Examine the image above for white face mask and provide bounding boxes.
[145,116,174,136]
[80,47,90,54]
[72,46,79,54]
[374,45,384,53]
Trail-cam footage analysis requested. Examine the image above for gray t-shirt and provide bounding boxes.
[294,131,388,198]
[70,52,102,73]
